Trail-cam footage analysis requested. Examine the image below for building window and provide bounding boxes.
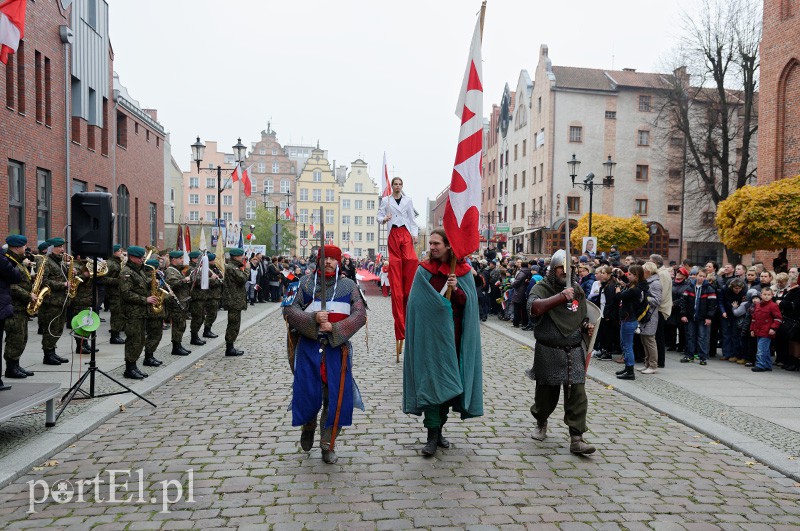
[326,189,334,202]
[223,212,232,222]
[669,238,680,247]
[72,179,87,194]
[206,195,216,205]
[522,170,526,187]
[669,168,682,179]
[513,174,518,190]
[36,168,51,241]
[116,111,127,148]
[670,136,683,146]
[355,216,363,225]
[342,231,350,242]
[512,204,517,220]
[273,162,280,173]
[342,215,351,225]
[245,199,256,220]
[45,57,52,127]
[355,200,363,209]
[325,210,334,224]
[354,232,363,242]
[207,211,216,222]
[569,126,582,143]
[189,211,199,221]
[313,170,322,182]
[257,162,266,173]
[116,185,130,247]
[5,53,14,109]
[280,179,290,193]
[514,144,518,160]
[206,177,215,188]
[605,110,616,119]
[259,148,266,155]
[367,200,375,210]
[272,148,278,155]
[667,204,681,213]
[639,95,651,112]
[35,51,43,122]
[637,130,650,146]
[149,203,157,245]
[636,165,649,181]
[701,211,716,225]
[537,96,541,113]
[16,41,25,114]
[299,187,307,200]
[189,177,199,188]
[367,216,375,225]
[567,196,580,214]
[189,194,199,205]
[223,195,233,206]
[325,231,334,243]
[355,183,363,193]
[342,199,351,209]
[264,179,274,193]
[366,232,375,242]
[299,209,309,223]
[313,189,322,202]
[8,160,24,234]
[635,199,648,215]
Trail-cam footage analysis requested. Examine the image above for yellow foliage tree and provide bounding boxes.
[570,213,650,253]
[716,175,800,254]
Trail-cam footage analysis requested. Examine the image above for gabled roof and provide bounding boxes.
[551,66,671,92]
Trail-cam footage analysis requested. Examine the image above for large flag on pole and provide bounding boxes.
[175,223,184,252]
[199,225,208,251]
[381,152,391,197]
[443,15,483,259]
[0,0,26,65]
[183,224,191,265]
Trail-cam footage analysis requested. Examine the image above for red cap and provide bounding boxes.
[318,245,342,264]
[678,267,689,277]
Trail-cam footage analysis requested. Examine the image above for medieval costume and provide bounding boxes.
[284,245,367,464]
[403,256,483,457]
[526,249,596,455]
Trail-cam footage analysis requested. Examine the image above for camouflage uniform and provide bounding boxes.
[69,259,96,353]
[144,268,165,355]
[4,250,32,364]
[105,255,124,337]
[223,259,248,345]
[119,260,150,363]
[204,263,224,333]
[39,253,69,351]
[165,265,191,343]
[188,261,209,343]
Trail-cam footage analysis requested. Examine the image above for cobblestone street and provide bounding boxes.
[0,293,799,530]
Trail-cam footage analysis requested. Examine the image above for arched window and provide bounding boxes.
[116,185,130,247]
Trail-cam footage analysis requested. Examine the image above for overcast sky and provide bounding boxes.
[109,0,692,225]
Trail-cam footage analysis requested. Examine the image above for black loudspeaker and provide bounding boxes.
[71,192,114,258]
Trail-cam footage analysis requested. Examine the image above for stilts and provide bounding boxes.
[396,339,404,363]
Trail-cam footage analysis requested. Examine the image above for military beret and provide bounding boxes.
[229,248,244,257]
[113,244,122,252]
[145,259,160,268]
[127,246,145,258]
[208,253,216,261]
[5,234,27,247]
[169,250,184,259]
[188,251,200,259]
[38,241,50,252]
[49,237,65,247]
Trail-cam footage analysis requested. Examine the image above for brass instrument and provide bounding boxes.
[66,254,83,299]
[26,261,50,315]
[146,262,168,314]
[85,258,108,277]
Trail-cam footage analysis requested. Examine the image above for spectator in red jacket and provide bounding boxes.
[750,287,783,372]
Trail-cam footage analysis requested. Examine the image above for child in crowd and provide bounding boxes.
[749,287,783,372]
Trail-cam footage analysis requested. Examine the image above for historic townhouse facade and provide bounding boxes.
[339,159,378,259]
[181,141,239,226]
[295,145,338,250]
[241,125,297,222]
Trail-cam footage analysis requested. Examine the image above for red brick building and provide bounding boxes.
[757,0,800,265]
[1,0,165,250]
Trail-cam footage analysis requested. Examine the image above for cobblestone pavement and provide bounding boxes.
[0,294,799,529]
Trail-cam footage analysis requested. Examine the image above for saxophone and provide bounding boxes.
[148,263,168,314]
[26,262,50,315]
[66,255,83,299]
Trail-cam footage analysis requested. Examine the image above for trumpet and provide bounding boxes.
[85,258,108,277]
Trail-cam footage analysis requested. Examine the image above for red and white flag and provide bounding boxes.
[241,164,252,197]
[381,152,391,197]
[231,164,240,182]
[284,205,293,220]
[443,15,483,259]
[309,223,315,237]
[0,0,26,65]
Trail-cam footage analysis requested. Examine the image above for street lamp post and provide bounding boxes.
[191,136,247,245]
[569,154,615,237]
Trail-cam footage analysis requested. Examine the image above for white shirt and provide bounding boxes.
[377,194,418,238]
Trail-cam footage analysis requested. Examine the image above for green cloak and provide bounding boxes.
[402,267,483,419]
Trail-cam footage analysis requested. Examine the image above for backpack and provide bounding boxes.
[637,291,656,324]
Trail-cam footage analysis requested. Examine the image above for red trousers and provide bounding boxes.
[388,226,417,340]
[381,285,390,297]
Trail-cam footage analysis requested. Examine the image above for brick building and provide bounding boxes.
[241,125,297,222]
[756,0,800,266]
[2,0,166,249]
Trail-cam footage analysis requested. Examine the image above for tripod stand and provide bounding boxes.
[55,257,156,423]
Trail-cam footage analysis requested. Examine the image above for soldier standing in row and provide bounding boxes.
[165,251,192,356]
[142,258,165,368]
[189,254,211,346]
[202,252,222,338]
[39,237,70,365]
[34,240,48,336]
[119,246,159,379]
[4,235,36,379]
[223,248,248,356]
[69,256,96,355]
[106,244,126,344]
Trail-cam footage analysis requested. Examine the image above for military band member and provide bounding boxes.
[69,256,96,355]
[223,248,248,356]
[143,258,165,368]
[4,235,37,378]
[106,244,126,344]
[119,246,158,379]
[202,252,222,338]
[165,250,192,356]
[189,253,210,346]
[39,237,70,365]
[34,240,49,336]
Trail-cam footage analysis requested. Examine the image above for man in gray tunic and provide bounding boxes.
[527,249,595,455]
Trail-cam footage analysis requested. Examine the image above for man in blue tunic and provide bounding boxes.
[284,245,366,464]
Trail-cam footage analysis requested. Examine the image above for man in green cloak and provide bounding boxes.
[402,228,483,457]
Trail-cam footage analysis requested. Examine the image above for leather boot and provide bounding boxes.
[569,435,596,455]
[531,421,548,441]
[321,448,338,464]
[300,428,315,451]
[190,333,206,346]
[421,428,439,457]
[615,365,628,376]
[52,351,69,363]
[123,362,144,379]
[110,332,126,344]
[437,427,450,449]
[171,343,191,356]
[0,376,10,391]
[5,360,27,379]
[75,339,97,355]
[143,354,162,367]
[132,363,148,378]
[202,327,218,339]
[16,360,35,376]
[616,365,635,380]
[43,350,62,366]
[225,343,244,357]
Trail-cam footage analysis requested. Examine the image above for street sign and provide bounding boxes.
[511,226,524,235]
[299,238,308,247]
[496,223,510,233]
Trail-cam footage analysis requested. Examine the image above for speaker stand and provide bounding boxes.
[55,258,156,424]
